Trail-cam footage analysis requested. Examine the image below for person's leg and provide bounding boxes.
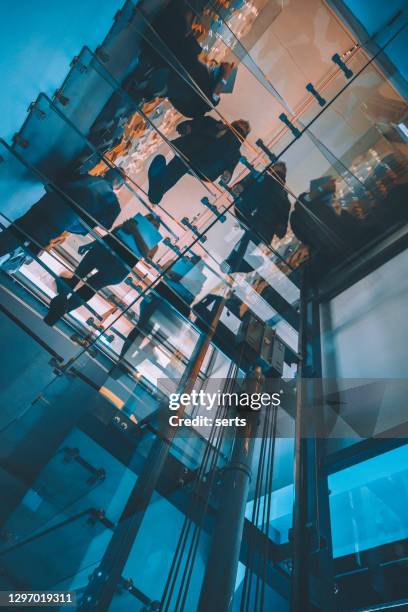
[44,246,124,326]
[109,293,160,378]
[0,227,22,258]
[0,207,54,259]
[148,155,187,204]
[161,157,188,193]
[223,232,252,273]
[65,260,128,315]
[53,244,102,299]
[119,294,158,359]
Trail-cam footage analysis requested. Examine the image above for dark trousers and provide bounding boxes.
[155,156,189,197]
[0,213,56,258]
[0,226,28,257]
[119,295,159,358]
[0,194,78,258]
[224,231,263,274]
[63,242,128,313]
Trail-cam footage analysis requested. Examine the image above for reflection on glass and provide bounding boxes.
[329,445,408,558]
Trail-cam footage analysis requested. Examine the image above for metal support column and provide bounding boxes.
[291,267,338,612]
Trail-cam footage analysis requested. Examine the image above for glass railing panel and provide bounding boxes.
[288,46,371,134]
[127,0,283,154]
[51,46,117,137]
[244,0,357,123]
[1,129,244,400]
[120,488,211,610]
[0,509,112,592]
[92,0,140,84]
[258,6,406,136]
[12,94,94,182]
[299,42,408,155]
[0,140,132,360]
[293,48,408,259]
[0,369,138,547]
[254,119,390,278]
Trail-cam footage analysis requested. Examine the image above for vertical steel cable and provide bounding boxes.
[253,402,274,611]
[240,404,270,611]
[176,360,243,610]
[253,399,274,611]
[260,402,278,611]
[160,361,237,611]
[160,401,224,610]
[175,404,227,611]
[245,406,269,611]
[176,364,241,609]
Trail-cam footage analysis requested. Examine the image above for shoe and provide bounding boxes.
[0,253,12,268]
[44,294,68,326]
[0,247,28,272]
[148,155,166,204]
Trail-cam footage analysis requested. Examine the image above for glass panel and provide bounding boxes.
[0,369,142,554]
[121,490,211,609]
[0,140,131,358]
[295,42,408,264]
[329,445,408,558]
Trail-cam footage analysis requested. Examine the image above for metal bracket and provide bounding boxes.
[305,83,326,107]
[12,133,29,148]
[112,414,129,431]
[201,197,226,222]
[48,355,69,377]
[54,89,70,106]
[86,508,108,526]
[219,177,236,198]
[95,46,110,63]
[331,53,353,79]
[240,155,256,175]
[86,317,115,343]
[61,447,106,484]
[27,102,46,119]
[256,138,277,163]
[279,113,301,138]
[70,55,89,74]
[162,238,190,261]
[125,277,143,293]
[87,468,106,486]
[181,217,207,243]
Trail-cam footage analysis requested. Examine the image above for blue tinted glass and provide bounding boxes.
[329,444,408,558]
